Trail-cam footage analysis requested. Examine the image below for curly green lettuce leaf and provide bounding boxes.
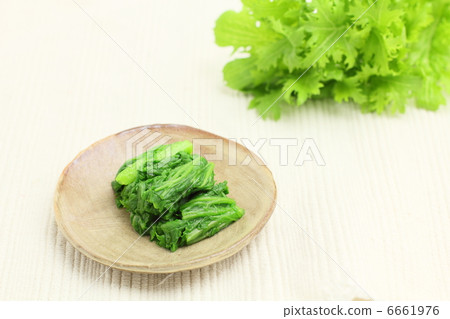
[214,0,450,119]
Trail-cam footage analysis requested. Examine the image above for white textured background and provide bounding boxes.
[0,0,449,300]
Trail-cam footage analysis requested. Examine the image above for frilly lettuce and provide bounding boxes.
[214,0,450,119]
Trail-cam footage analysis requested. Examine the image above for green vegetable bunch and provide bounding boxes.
[111,141,244,251]
[214,0,450,119]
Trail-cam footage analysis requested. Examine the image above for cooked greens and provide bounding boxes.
[112,140,244,251]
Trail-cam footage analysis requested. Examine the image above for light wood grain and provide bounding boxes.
[54,124,276,273]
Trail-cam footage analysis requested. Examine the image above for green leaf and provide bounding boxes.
[223,57,257,90]
[416,77,446,111]
[214,0,449,119]
[242,0,296,20]
[321,62,344,81]
[281,71,324,106]
[249,90,283,120]
[113,142,245,252]
[301,1,348,69]
[254,38,291,71]
[214,10,278,49]
[333,77,365,104]
[365,75,421,114]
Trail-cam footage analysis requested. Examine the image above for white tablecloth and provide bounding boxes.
[1,0,449,300]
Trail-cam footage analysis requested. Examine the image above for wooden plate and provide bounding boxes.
[54,124,277,273]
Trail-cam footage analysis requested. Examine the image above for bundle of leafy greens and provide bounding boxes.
[111,140,245,251]
[214,0,450,119]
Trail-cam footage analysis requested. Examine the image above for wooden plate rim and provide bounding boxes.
[53,124,277,273]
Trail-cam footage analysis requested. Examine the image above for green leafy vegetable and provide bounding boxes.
[214,0,450,119]
[111,141,245,251]
[148,156,215,214]
[115,140,193,185]
[150,182,244,251]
